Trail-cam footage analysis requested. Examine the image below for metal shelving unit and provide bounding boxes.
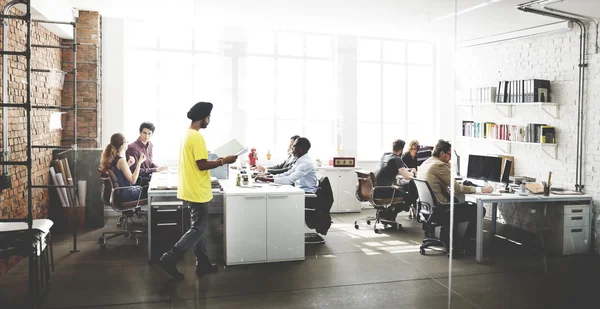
[0,0,79,307]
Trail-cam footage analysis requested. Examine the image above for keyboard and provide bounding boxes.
[462,180,481,187]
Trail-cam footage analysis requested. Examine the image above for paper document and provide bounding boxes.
[212,139,248,157]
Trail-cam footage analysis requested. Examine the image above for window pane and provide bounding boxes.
[357,63,381,122]
[128,21,157,49]
[306,59,335,121]
[276,58,303,119]
[277,32,304,56]
[245,117,274,154]
[243,56,275,111]
[305,120,335,160]
[194,27,223,52]
[382,64,406,123]
[357,38,380,61]
[383,123,405,152]
[408,42,433,65]
[159,23,192,50]
[383,41,406,62]
[247,31,275,54]
[357,122,381,160]
[275,119,302,159]
[407,122,435,145]
[306,35,332,58]
[407,66,433,119]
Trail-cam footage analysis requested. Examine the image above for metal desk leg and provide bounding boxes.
[147,194,152,263]
[476,200,484,263]
[491,203,498,235]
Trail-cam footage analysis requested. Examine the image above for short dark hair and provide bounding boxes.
[294,137,311,152]
[290,135,300,141]
[392,139,406,152]
[139,122,155,133]
[432,139,452,157]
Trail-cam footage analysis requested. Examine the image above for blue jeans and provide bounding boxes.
[162,201,211,265]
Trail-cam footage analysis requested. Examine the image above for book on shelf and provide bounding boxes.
[493,79,550,103]
[461,121,555,144]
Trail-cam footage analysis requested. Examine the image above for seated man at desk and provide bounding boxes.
[418,139,493,238]
[255,137,317,193]
[126,122,168,185]
[374,139,415,221]
[257,135,300,175]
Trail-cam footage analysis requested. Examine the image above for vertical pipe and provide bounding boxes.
[71,21,79,252]
[24,0,35,305]
[1,0,22,175]
[576,20,586,191]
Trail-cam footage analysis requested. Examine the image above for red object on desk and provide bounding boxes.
[248,148,258,167]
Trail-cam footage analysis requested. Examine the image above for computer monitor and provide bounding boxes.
[466,155,503,183]
[501,159,512,190]
[417,145,433,166]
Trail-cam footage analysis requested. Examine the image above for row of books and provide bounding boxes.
[462,121,556,144]
[496,79,550,103]
[464,87,496,104]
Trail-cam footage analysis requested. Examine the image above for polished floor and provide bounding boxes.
[0,210,598,309]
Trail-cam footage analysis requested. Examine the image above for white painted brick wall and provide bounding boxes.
[455,26,600,252]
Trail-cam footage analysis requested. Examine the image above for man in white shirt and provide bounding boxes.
[256,137,318,193]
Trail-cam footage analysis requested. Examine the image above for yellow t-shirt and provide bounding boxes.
[177,129,213,203]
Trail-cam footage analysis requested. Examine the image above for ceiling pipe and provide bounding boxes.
[517,5,587,192]
[543,7,599,54]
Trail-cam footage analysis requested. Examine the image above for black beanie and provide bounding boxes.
[187,102,213,121]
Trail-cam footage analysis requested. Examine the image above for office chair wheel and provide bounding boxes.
[98,237,106,249]
[354,224,359,229]
[374,228,381,234]
[135,238,140,246]
[366,220,371,225]
[420,248,425,255]
[124,232,130,239]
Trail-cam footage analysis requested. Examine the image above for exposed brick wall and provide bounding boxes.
[0,1,63,278]
[455,25,600,252]
[61,11,102,148]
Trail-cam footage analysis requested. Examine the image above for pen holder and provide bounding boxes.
[242,174,249,186]
[543,184,550,196]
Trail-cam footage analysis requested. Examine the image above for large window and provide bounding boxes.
[124,21,230,163]
[357,38,435,160]
[242,31,337,161]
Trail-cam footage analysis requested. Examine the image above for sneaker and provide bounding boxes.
[195,263,218,276]
[159,257,184,280]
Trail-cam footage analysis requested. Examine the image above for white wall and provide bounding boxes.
[101,17,125,147]
[454,26,600,252]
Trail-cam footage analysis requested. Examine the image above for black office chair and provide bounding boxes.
[413,179,473,257]
[98,170,148,249]
[305,176,334,244]
[354,170,409,233]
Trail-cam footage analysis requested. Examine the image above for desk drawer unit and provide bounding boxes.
[150,205,186,262]
[548,204,590,255]
[224,195,267,265]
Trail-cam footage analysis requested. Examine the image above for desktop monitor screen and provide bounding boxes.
[466,155,503,182]
[417,145,433,166]
[501,159,512,184]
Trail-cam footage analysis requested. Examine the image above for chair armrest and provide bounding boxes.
[370,186,405,206]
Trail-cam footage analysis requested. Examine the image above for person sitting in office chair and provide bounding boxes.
[100,133,148,203]
[255,137,318,193]
[374,139,416,222]
[126,122,168,186]
[257,135,300,175]
[418,139,493,239]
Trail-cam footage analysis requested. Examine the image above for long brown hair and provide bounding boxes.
[100,133,126,172]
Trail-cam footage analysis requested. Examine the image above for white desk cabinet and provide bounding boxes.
[316,167,361,213]
[547,204,590,256]
[224,183,305,265]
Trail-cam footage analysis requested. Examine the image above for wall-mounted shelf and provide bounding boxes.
[457,102,559,118]
[459,136,557,158]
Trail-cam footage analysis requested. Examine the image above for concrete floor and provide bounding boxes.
[0,210,599,309]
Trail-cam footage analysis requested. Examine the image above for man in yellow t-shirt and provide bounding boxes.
[159,102,237,280]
